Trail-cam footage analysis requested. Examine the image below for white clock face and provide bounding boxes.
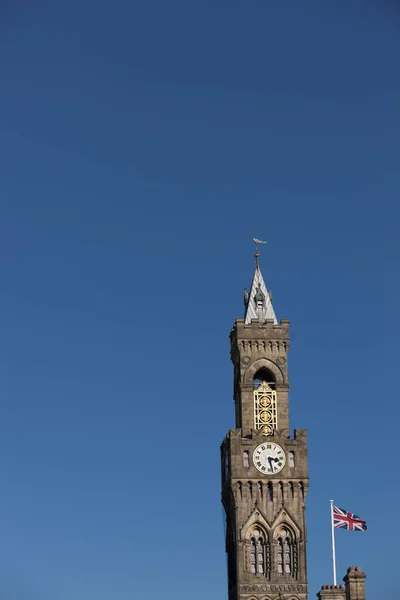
[253,443,286,474]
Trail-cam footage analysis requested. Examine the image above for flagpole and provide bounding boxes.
[330,499,337,585]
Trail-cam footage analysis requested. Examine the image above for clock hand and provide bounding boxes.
[267,456,281,472]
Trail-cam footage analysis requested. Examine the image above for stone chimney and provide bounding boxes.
[344,566,366,600]
[317,566,366,600]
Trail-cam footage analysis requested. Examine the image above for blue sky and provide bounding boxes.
[0,1,399,599]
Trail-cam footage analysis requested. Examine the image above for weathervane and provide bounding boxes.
[253,238,267,269]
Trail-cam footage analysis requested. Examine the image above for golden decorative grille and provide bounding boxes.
[253,381,277,436]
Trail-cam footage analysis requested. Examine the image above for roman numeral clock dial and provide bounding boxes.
[253,443,286,474]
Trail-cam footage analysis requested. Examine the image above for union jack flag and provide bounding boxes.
[333,505,367,531]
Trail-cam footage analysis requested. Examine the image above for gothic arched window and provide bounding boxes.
[277,538,284,574]
[276,528,297,577]
[253,368,276,390]
[250,538,256,574]
[277,536,293,574]
[284,538,291,574]
[253,369,277,436]
[248,528,270,576]
[256,538,265,574]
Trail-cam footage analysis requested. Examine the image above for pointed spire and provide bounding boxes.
[244,240,277,324]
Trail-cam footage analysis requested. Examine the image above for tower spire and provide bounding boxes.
[253,237,266,270]
[244,239,277,324]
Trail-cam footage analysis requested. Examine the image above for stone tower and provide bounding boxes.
[221,249,309,600]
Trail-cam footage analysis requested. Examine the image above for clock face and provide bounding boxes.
[253,443,286,474]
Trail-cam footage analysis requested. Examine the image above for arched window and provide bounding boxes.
[277,536,293,574]
[284,538,291,574]
[289,451,295,468]
[277,538,284,574]
[248,528,270,576]
[253,368,276,390]
[276,528,297,577]
[257,538,265,574]
[253,368,277,436]
[250,538,256,574]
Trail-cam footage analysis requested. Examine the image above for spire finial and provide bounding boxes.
[253,238,267,269]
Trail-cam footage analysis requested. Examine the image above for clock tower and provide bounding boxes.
[221,248,309,600]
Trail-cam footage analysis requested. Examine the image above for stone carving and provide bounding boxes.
[276,356,286,365]
[241,584,303,594]
[242,356,251,365]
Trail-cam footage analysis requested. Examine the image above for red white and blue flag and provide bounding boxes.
[333,505,367,531]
